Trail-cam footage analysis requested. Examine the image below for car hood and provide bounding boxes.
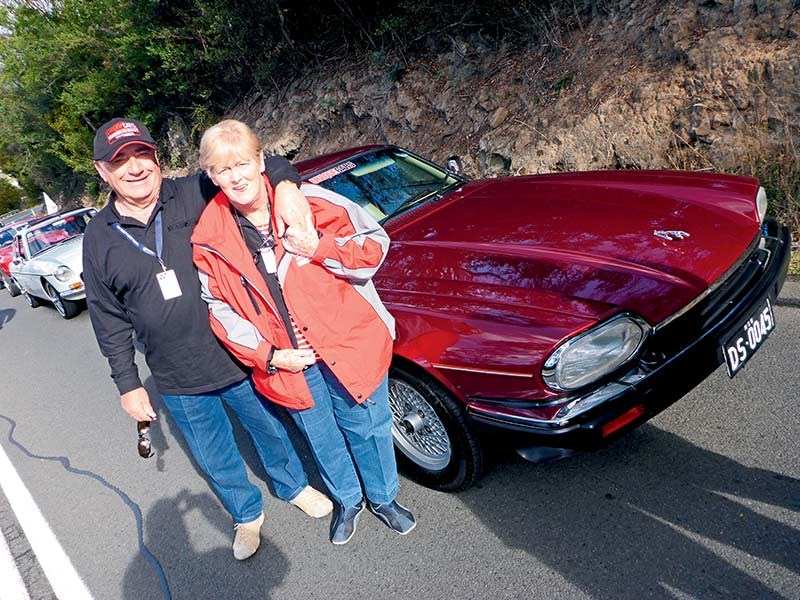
[382,170,761,327]
[27,236,85,271]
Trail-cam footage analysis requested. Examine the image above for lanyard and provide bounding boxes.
[111,211,167,271]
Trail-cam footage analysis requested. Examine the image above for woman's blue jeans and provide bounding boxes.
[290,363,399,508]
[162,377,308,524]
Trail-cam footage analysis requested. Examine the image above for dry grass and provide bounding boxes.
[734,124,800,276]
[665,120,799,260]
[737,136,800,233]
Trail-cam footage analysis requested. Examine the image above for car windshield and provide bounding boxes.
[0,229,14,247]
[308,148,463,221]
[25,212,91,256]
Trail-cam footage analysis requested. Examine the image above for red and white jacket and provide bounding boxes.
[191,180,395,410]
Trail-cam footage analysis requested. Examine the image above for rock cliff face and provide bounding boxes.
[221,1,798,227]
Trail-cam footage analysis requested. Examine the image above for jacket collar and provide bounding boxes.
[105,178,175,227]
[192,189,285,316]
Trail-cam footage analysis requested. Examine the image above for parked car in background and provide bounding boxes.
[0,217,38,295]
[9,208,95,319]
[0,224,18,292]
[294,145,791,491]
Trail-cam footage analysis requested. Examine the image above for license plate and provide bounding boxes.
[722,296,776,377]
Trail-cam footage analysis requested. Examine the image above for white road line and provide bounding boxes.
[0,443,93,600]
[0,525,31,600]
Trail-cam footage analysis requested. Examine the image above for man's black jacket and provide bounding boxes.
[83,158,299,396]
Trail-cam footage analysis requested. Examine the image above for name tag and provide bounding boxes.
[260,247,277,274]
[156,269,182,300]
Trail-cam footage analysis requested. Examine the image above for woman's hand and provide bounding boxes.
[269,348,317,373]
[282,212,319,258]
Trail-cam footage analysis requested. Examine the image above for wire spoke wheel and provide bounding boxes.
[388,367,483,492]
[389,378,452,471]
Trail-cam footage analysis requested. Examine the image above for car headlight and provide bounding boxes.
[756,187,768,223]
[54,265,74,282]
[543,314,649,391]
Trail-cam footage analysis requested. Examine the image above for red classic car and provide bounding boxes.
[294,145,790,491]
[0,218,36,296]
[0,225,15,286]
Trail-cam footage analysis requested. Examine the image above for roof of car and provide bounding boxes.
[0,214,39,233]
[20,207,94,232]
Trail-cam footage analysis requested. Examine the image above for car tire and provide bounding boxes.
[22,290,42,308]
[388,366,484,492]
[4,275,21,297]
[43,281,80,319]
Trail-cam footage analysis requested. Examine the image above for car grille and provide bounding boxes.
[643,219,789,360]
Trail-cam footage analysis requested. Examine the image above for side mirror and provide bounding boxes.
[446,156,463,175]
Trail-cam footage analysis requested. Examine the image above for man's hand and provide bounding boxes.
[121,387,157,421]
[282,212,319,258]
[269,349,317,373]
[273,181,312,238]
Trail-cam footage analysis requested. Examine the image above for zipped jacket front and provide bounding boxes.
[191,180,395,409]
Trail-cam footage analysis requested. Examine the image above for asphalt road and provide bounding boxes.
[0,284,798,600]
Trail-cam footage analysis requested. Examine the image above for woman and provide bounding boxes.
[191,120,415,545]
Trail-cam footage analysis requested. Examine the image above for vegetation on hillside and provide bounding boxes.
[0,0,586,202]
[0,177,22,214]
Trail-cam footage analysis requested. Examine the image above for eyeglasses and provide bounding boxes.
[137,421,154,459]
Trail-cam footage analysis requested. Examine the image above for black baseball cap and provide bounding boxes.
[93,118,157,162]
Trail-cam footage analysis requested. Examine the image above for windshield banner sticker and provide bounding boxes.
[309,161,357,184]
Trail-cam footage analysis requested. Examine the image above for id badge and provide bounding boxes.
[260,247,277,274]
[156,269,182,300]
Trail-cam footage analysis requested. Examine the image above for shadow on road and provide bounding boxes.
[0,307,15,329]
[458,425,799,598]
[125,378,314,599]
[121,489,289,600]
[141,377,326,496]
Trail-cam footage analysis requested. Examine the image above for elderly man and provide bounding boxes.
[83,118,330,560]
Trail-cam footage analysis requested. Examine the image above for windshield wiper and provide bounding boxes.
[377,178,450,192]
[385,188,447,221]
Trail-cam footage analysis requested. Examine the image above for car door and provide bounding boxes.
[10,235,43,297]
[10,236,33,293]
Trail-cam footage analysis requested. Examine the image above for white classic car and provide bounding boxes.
[9,208,96,319]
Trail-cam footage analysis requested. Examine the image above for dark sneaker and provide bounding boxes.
[330,501,365,545]
[368,500,416,535]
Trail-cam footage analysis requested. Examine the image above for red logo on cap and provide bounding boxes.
[106,121,141,144]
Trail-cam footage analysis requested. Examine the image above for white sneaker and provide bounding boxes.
[290,486,334,518]
[232,512,264,560]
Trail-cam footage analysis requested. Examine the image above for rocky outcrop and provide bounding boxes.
[214,1,798,205]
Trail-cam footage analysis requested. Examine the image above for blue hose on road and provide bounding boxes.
[0,413,171,600]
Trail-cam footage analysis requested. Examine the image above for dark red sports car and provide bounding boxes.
[295,145,791,491]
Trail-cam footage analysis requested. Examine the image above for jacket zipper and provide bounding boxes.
[240,275,261,315]
[196,243,282,321]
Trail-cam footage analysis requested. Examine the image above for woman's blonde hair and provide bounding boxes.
[199,119,262,174]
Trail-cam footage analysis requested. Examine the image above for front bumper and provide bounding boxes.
[467,219,791,455]
[57,282,85,301]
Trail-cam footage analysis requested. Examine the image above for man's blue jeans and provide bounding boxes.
[290,363,399,508]
[162,377,308,524]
